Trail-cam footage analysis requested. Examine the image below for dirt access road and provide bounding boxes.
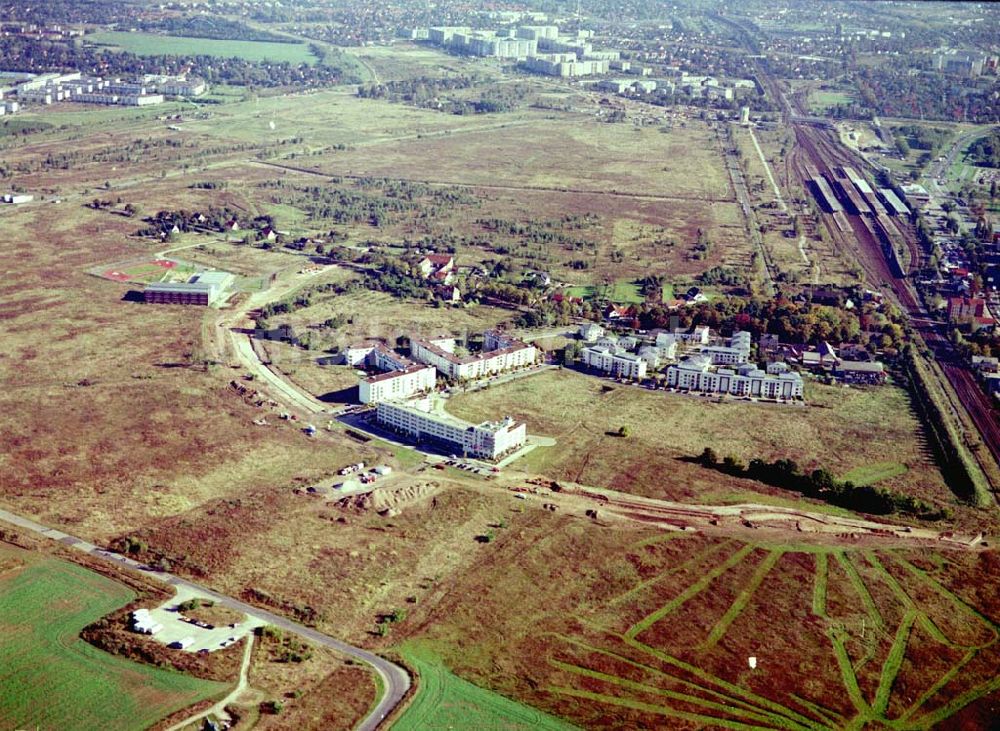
[481,475,990,552]
[165,634,256,731]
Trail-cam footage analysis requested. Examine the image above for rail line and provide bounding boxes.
[792,125,1000,491]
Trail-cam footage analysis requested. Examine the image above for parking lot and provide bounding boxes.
[142,586,264,653]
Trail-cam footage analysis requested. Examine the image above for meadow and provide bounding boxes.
[87,31,317,65]
[0,546,225,731]
[312,117,733,200]
[445,369,954,510]
[393,642,578,731]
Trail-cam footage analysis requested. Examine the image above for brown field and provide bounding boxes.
[445,369,956,512]
[391,515,1000,731]
[267,288,517,348]
[307,117,732,200]
[352,43,499,81]
[0,196,403,542]
[229,629,376,731]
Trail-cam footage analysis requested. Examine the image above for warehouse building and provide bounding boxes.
[143,271,233,306]
[376,398,525,460]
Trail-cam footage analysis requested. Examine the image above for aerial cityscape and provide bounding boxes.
[1,0,1000,729]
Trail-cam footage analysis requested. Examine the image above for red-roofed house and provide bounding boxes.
[418,254,455,283]
[948,296,988,322]
[603,304,637,321]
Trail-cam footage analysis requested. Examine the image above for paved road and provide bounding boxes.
[0,508,411,731]
[925,125,993,196]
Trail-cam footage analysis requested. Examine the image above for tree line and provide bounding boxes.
[697,448,948,520]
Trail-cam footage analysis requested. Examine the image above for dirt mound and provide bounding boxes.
[337,481,439,515]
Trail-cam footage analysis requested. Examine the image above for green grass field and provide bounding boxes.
[394,642,578,731]
[565,279,656,304]
[810,90,855,112]
[0,547,225,731]
[839,462,908,486]
[445,370,952,506]
[88,31,316,65]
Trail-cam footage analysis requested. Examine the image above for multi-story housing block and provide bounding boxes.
[410,333,536,381]
[581,345,648,379]
[666,355,803,400]
[376,398,525,460]
[360,364,436,405]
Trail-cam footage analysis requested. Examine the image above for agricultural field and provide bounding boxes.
[445,369,958,514]
[0,545,225,731]
[87,31,318,65]
[393,642,578,731]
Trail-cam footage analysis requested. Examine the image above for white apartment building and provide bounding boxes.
[347,342,412,371]
[410,333,536,381]
[700,330,752,365]
[376,398,526,460]
[360,364,436,405]
[516,25,560,40]
[156,77,208,97]
[523,55,609,77]
[579,323,605,342]
[674,325,711,345]
[653,334,679,360]
[581,346,648,379]
[666,355,803,400]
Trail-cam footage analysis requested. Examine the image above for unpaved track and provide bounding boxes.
[165,634,256,731]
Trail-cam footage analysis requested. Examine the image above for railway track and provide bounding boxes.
[714,13,999,494]
[793,125,1000,491]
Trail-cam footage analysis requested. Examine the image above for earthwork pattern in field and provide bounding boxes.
[545,540,1000,729]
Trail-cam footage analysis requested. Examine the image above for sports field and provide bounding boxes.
[87,32,316,65]
[0,546,225,731]
[97,258,195,284]
[394,642,578,731]
[810,90,856,112]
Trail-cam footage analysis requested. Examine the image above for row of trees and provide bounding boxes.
[138,16,297,44]
[697,449,947,520]
[629,294,907,352]
[135,206,265,238]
